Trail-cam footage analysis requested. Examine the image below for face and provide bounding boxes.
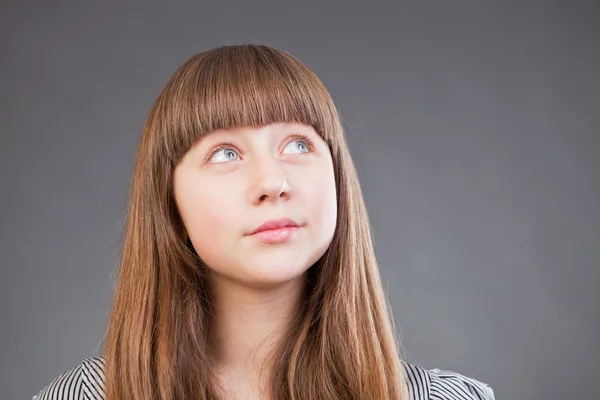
[173,122,337,289]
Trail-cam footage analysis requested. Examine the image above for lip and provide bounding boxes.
[249,218,300,235]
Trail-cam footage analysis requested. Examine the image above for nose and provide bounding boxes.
[248,156,292,205]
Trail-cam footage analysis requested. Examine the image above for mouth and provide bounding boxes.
[247,218,302,243]
[249,218,300,235]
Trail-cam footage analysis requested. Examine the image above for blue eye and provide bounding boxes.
[283,139,310,154]
[209,148,239,163]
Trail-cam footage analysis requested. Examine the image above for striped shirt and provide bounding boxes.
[33,356,495,399]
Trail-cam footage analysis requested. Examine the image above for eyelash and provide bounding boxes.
[288,133,316,152]
[205,133,315,162]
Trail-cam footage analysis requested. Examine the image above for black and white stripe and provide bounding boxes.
[34,356,494,399]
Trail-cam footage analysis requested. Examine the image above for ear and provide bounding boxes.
[185,236,195,251]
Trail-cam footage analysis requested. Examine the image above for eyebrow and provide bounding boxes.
[191,130,224,147]
[191,124,317,150]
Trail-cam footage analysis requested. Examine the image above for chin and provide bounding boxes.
[241,261,310,287]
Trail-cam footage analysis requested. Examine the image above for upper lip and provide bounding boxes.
[249,218,300,235]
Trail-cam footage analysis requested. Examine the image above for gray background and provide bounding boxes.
[1,2,598,399]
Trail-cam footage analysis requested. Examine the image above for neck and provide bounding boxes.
[207,271,307,389]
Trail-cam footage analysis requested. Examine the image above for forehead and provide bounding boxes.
[213,122,315,135]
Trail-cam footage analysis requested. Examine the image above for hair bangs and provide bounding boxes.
[155,45,339,165]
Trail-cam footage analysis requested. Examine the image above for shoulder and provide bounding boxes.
[33,356,106,400]
[402,360,495,400]
[32,356,494,400]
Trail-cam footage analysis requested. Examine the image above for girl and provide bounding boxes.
[33,44,494,400]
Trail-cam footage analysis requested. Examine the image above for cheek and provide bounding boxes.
[176,178,240,260]
[301,160,338,241]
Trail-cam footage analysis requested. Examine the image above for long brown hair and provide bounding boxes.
[103,44,409,400]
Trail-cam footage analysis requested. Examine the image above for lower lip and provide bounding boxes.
[250,226,300,243]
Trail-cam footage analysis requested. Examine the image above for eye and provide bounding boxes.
[208,145,240,163]
[282,134,314,155]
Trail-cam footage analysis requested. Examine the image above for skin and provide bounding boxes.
[173,122,338,398]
